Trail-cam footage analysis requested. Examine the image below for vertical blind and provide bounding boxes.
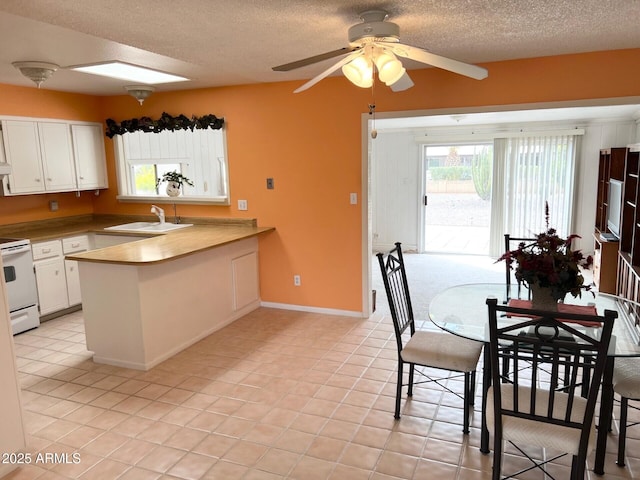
[490,134,579,256]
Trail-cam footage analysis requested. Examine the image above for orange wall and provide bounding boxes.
[2,49,640,312]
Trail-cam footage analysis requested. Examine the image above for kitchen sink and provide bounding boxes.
[104,222,193,233]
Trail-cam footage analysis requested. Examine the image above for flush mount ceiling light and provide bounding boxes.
[125,85,155,105]
[70,61,188,84]
[12,61,59,88]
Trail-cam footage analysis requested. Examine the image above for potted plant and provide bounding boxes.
[497,203,593,309]
[156,171,194,197]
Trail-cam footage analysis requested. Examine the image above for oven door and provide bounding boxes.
[2,243,38,311]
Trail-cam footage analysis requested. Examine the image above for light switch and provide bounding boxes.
[350,193,358,205]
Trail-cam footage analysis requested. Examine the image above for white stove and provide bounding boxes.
[0,238,39,334]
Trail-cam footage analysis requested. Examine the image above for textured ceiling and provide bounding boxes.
[0,0,639,96]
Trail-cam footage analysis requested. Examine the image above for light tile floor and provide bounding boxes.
[4,307,640,480]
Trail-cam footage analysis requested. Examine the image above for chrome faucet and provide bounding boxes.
[173,204,181,224]
[150,205,165,224]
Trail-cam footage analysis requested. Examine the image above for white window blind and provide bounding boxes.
[490,134,579,256]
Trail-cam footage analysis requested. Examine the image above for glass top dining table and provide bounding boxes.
[428,283,640,475]
[428,283,640,357]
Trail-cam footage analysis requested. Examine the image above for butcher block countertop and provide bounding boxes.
[0,215,274,266]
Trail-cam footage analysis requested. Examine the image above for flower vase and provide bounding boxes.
[166,181,181,197]
[529,283,558,311]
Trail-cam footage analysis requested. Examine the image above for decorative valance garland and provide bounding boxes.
[105,112,224,138]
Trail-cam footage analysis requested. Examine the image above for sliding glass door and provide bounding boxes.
[421,134,579,257]
[423,143,493,254]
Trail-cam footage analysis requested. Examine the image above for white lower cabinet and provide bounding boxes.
[32,235,89,316]
[63,235,88,307]
[32,240,69,315]
[78,236,261,370]
[64,261,82,306]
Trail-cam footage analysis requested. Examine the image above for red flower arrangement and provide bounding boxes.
[498,204,593,300]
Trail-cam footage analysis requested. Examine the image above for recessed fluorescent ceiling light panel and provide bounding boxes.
[70,62,188,84]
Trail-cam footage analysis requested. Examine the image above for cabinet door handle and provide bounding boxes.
[71,243,80,248]
[42,248,51,254]
[47,177,52,181]
[35,178,41,182]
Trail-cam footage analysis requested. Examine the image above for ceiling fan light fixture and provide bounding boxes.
[390,72,414,92]
[12,61,59,88]
[342,56,373,88]
[124,85,155,105]
[348,10,399,44]
[274,9,488,93]
[374,51,405,86]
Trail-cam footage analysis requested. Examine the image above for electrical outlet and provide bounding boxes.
[350,193,358,205]
[238,199,248,211]
[294,275,301,286]
[266,178,274,189]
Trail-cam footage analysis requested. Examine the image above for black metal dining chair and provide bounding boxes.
[503,234,537,302]
[377,242,483,433]
[486,298,616,480]
[501,233,581,387]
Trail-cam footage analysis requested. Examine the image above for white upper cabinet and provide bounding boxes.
[38,122,77,191]
[2,120,45,194]
[1,117,108,196]
[71,124,108,189]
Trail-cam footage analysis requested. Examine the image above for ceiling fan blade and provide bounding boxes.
[382,43,488,80]
[293,50,363,93]
[390,72,414,92]
[272,47,360,72]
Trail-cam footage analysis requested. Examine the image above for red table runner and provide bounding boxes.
[507,299,601,327]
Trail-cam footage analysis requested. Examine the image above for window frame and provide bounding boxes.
[112,127,230,205]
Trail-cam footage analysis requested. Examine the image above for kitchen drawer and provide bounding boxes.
[62,235,89,254]
[32,240,63,260]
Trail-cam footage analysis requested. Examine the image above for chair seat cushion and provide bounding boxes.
[613,357,640,399]
[487,385,595,455]
[401,331,482,372]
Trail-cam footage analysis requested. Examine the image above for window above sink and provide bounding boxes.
[113,127,229,205]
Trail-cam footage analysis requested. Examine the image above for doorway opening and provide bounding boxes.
[423,143,493,254]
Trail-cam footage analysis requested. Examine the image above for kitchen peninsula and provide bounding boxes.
[65,221,274,370]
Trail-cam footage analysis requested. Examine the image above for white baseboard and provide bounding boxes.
[260,302,365,318]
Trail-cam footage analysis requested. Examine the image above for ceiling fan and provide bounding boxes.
[273,10,488,93]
